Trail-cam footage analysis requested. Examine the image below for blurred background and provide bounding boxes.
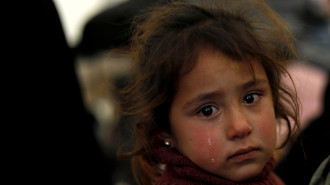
[24,0,329,184]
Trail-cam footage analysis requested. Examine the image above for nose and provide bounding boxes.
[226,105,252,140]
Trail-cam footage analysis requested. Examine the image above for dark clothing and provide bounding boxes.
[309,155,330,185]
[7,1,111,184]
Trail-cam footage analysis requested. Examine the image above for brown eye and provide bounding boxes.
[198,105,218,117]
[243,93,261,104]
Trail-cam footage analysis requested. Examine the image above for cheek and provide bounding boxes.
[256,110,277,145]
[178,125,210,149]
[174,123,217,162]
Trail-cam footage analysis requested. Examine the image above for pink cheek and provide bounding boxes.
[188,128,215,158]
[256,114,277,143]
[190,126,221,164]
[190,130,210,149]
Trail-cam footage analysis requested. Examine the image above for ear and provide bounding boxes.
[158,130,176,148]
[275,118,289,149]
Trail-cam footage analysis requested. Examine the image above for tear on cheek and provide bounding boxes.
[208,138,216,163]
[208,122,216,164]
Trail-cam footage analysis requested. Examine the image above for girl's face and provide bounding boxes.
[169,50,277,182]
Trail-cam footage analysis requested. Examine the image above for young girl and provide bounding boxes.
[118,0,300,184]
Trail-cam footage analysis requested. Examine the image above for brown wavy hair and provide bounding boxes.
[118,0,300,184]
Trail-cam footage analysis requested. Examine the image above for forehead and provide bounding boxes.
[175,50,267,92]
[190,50,257,77]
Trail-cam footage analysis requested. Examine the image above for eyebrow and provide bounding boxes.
[183,92,223,110]
[183,79,269,109]
[241,79,269,90]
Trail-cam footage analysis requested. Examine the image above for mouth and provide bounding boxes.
[227,146,260,162]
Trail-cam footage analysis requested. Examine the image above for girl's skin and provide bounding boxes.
[167,50,277,182]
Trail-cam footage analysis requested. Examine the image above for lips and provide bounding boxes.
[228,146,260,161]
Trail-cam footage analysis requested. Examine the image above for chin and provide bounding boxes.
[227,164,264,182]
[232,171,260,182]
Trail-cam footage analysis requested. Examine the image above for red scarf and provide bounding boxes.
[153,144,285,185]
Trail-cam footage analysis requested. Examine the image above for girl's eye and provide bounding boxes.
[197,105,219,117]
[243,93,262,104]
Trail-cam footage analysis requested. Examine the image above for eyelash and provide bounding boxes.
[197,104,219,118]
[243,92,263,104]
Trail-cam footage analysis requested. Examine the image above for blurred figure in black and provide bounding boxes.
[9,0,112,184]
